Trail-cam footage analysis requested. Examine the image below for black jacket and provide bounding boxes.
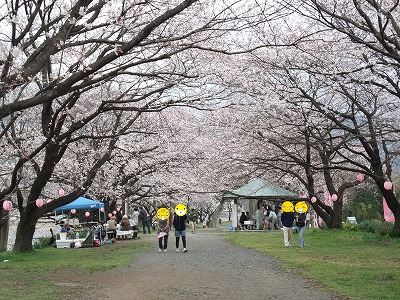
[173,215,188,231]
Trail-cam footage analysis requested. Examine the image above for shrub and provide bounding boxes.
[388,227,400,238]
[33,236,51,249]
[358,220,378,233]
[343,222,358,231]
[376,222,394,236]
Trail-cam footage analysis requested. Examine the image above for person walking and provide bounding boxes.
[157,217,170,252]
[173,213,188,253]
[139,207,151,234]
[295,212,307,247]
[189,209,198,234]
[281,209,295,247]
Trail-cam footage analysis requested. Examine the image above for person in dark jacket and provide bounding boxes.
[173,213,188,253]
[281,210,295,247]
[239,211,248,229]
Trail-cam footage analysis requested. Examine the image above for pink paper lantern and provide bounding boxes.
[108,213,112,218]
[357,173,365,182]
[116,207,121,212]
[85,211,90,217]
[384,181,393,190]
[36,198,44,208]
[112,210,117,215]
[311,196,317,203]
[331,194,338,201]
[58,189,65,196]
[100,207,104,213]
[3,200,12,211]
[71,209,76,214]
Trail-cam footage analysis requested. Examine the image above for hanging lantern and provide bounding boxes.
[112,210,117,215]
[331,194,338,201]
[36,198,44,208]
[71,209,76,214]
[58,189,65,196]
[116,207,121,212]
[384,181,393,190]
[3,200,12,211]
[85,211,90,217]
[100,207,104,213]
[357,173,365,182]
[108,213,112,218]
[311,196,317,203]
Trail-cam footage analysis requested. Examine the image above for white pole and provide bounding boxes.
[232,199,238,229]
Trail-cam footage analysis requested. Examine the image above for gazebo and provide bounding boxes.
[223,178,298,229]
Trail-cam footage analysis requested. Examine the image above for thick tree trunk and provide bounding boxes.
[13,212,38,252]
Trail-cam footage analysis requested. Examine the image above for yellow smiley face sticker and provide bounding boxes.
[282,201,294,213]
[174,203,187,216]
[156,208,170,220]
[295,201,308,213]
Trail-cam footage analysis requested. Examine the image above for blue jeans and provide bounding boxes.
[298,226,306,247]
[142,220,151,234]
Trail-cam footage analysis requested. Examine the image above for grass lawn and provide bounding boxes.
[0,240,151,300]
[226,228,400,300]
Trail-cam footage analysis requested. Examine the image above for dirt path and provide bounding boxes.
[88,229,345,300]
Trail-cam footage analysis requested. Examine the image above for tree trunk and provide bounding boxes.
[13,212,38,252]
[0,211,10,251]
[209,199,225,228]
[331,200,343,229]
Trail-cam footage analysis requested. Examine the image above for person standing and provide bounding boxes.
[157,217,170,252]
[281,209,295,247]
[131,207,140,230]
[295,212,307,247]
[189,209,198,234]
[173,213,188,253]
[139,207,151,234]
[268,209,278,230]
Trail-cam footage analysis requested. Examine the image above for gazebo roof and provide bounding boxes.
[223,178,297,200]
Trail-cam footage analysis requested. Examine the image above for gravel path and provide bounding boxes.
[91,228,345,300]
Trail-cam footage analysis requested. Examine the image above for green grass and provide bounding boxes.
[226,229,400,300]
[0,240,151,300]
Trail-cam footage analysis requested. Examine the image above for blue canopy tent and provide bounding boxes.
[55,196,105,223]
[55,196,104,211]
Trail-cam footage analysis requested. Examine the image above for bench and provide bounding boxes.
[116,230,138,239]
[243,220,257,230]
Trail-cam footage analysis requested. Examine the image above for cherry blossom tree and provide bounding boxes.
[0,0,275,251]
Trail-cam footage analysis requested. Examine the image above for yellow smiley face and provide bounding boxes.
[156,208,170,220]
[295,201,308,213]
[174,203,187,216]
[282,201,294,213]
